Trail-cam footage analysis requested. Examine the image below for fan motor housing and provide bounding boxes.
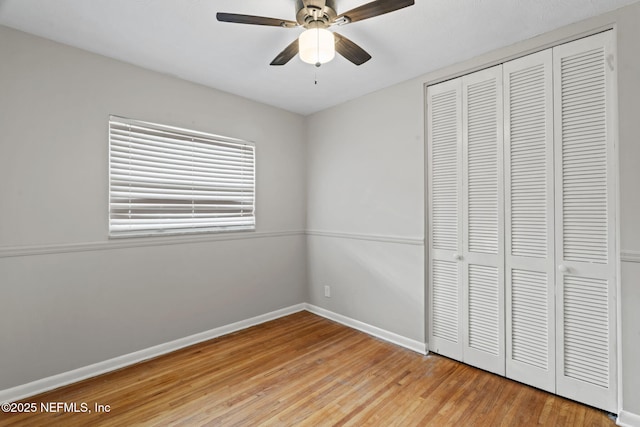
[295,0,337,28]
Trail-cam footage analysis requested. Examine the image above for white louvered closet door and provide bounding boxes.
[427,79,464,361]
[503,50,556,392]
[461,66,505,375]
[553,31,617,412]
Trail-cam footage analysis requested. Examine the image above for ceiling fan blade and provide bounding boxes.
[217,13,298,28]
[334,32,371,65]
[337,0,414,24]
[270,39,300,66]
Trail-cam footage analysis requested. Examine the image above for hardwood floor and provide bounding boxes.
[0,311,615,426]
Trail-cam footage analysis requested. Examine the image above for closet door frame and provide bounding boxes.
[553,30,618,413]
[461,65,505,376]
[427,78,464,360]
[503,49,556,392]
[426,28,620,414]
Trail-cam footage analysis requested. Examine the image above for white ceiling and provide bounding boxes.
[0,0,637,115]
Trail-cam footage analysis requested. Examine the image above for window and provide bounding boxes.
[109,116,255,237]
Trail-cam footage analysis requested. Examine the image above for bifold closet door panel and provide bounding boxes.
[461,65,505,376]
[427,78,464,360]
[503,50,556,392]
[553,30,617,413]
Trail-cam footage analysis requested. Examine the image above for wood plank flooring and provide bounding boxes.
[0,311,615,426]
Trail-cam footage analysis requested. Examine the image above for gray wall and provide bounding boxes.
[617,4,640,417]
[306,80,426,342]
[0,25,308,389]
[306,2,640,417]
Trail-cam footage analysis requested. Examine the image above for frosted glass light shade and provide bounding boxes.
[299,28,335,65]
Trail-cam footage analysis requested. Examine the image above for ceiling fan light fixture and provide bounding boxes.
[299,28,335,66]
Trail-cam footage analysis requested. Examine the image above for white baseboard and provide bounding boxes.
[618,410,640,427]
[0,304,306,404]
[0,303,427,403]
[304,303,428,355]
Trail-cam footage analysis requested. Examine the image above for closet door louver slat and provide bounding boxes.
[431,90,461,251]
[563,276,610,387]
[431,260,460,343]
[511,269,550,368]
[468,265,500,355]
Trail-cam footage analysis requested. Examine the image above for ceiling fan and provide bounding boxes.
[217,0,415,67]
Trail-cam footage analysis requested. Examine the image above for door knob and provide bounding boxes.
[558,264,570,273]
[453,253,463,261]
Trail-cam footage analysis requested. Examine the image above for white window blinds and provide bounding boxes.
[109,116,255,237]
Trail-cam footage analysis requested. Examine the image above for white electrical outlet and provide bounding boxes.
[324,285,331,298]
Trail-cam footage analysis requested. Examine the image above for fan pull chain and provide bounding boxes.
[315,27,321,68]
